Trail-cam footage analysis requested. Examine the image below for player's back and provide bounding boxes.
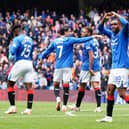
[39,35,93,68]
[82,38,100,71]
[12,34,33,62]
[92,38,100,70]
[53,37,74,68]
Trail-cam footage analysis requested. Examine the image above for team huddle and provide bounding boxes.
[5,11,129,123]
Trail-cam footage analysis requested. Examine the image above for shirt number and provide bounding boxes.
[57,45,63,58]
[21,44,31,58]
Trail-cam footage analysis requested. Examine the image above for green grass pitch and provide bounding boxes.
[0,101,129,129]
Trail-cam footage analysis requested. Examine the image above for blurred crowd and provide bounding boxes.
[0,8,129,90]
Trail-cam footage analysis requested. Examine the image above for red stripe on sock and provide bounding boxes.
[124,95,129,102]
[79,87,85,92]
[54,83,59,87]
[94,87,100,92]
[8,87,15,92]
[27,89,34,94]
[107,96,114,101]
[63,83,69,88]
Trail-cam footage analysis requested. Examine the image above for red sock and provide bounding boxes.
[63,83,69,88]
[94,87,100,92]
[27,89,34,95]
[124,95,129,103]
[79,87,85,92]
[8,87,15,92]
[107,95,114,101]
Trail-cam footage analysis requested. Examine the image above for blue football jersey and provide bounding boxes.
[98,16,129,69]
[82,38,100,71]
[39,36,93,68]
[10,34,34,62]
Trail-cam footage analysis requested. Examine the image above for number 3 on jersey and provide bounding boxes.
[57,45,63,58]
[94,46,99,59]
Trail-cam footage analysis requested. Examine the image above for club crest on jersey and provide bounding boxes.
[111,36,118,46]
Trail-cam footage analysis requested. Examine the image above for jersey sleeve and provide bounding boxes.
[39,41,55,59]
[69,36,93,45]
[10,38,20,56]
[98,24,112,38]
[119,16,128,36]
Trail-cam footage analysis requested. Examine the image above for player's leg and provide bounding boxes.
[53,69,62,111]
[106,84,116,118]
[54,81,61,111]
[118,88,129,103]
[96,84,116,122]
[117,69,129,103]
[92,81,102,112]
[69,71,90,111]
[61,68,72,112]
[21,83,34,115]
[76,83,86,110]
[69,83,85,111]
[5,62,20,114]
[97,69,121,122]
[91,71,102,112]
[21,61,34,115]
[62,81,69,112]
[5,80,17,114]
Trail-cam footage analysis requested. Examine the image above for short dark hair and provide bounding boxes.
[11,24,22,34]
[9,24,22,40]
[59,26,69,35]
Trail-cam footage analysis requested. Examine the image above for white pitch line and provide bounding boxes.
[0,113,129,119]
[65,111,76,116]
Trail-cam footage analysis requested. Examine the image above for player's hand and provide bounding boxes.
[103,13,112,20]
[93,35,103,40]
[89,69,95,76]
[110,11,118,17]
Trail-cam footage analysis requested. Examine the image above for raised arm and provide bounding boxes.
[70,36,93,45]
[38,41,55,60]
[98,13,113,38]
[111,11,128,26]
[111,11,128,35]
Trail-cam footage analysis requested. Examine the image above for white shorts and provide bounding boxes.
[79,70,100,83]
[108,68,129,88]
[8,60,34,83]
[53,68,72,82]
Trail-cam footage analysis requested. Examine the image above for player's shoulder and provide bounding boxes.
[13,35,20,42]
[14,34,25,41]
[67,36,75,40]
[92,38,99,45]
[93,38,98,42]
[84,39,92,46]
[23,34,32,40]
[54,36,70,43]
